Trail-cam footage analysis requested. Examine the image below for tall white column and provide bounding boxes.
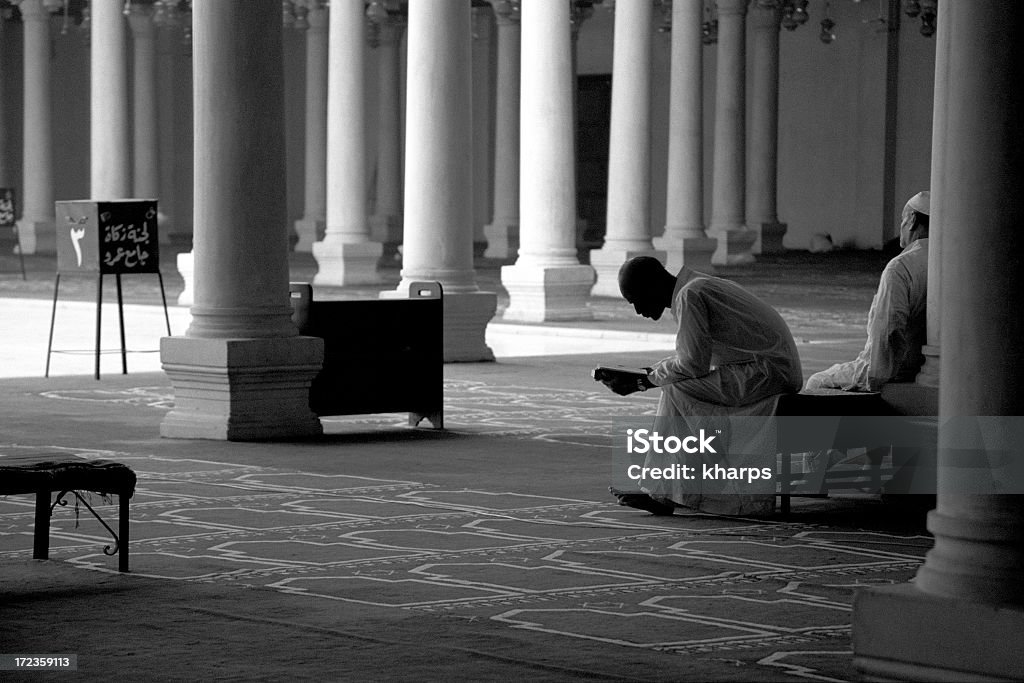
[294,2,329,252]
[312,0,383,285]
[368,15,405,264]
[157,24,184,247]
[91,0,131,199]
[853,2,1024,680]
[0,19,11,189]
[501,0,595,321]
[708,0,755,265]
[129,6,159,204]
[483,1,520,261]
[590,0,665,297]
[654,0,715,275]
[161,0,323,441]
[470,6,493,258]
[746,1,786,254]
[15,0,56,255]
[383,0,495,362]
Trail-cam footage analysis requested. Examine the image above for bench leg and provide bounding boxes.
[409,410,443,430]
[33,490,49,561]
[119,494,130,573]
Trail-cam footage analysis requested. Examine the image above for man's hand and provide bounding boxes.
[601,374,653,396]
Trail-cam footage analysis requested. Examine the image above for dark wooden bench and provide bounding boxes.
[0,453,136,572]
[289,281,444,429]
[774,388,937,514]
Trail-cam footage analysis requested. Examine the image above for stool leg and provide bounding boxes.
[119,494,130,573]
[33,491,50,560]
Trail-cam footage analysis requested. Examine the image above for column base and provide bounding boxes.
[501,262,595,322]
[483,220,519,261]
[312,239,384,286]
[854,583,1024,682]
[176,251,194,306]
[368,214,403,266]
[14,218,56,255]
[589,245,666,298]
[710,228,757,266]
[293,217,325,253]
[380,287,497,362]
[757,221,787,255]
[160,335,324,441]
[653,235,718,275]
[915,344,941,388]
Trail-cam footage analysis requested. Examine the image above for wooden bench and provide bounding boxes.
[0,453,136,572]
[289,281,444,429]
[774,389,937,514]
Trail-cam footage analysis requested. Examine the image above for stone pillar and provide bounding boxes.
[590,0,664,297]
[746,1,786,255]
[708,0,755,265]
[129,6,159,206]
[482,1,520,262]
[160,0,323,441]
[384,0,495,362]
[470,6,493,259]
[157,24,184,249]
[294,2,328,252]
[368,15,405,264]
[15,0,56,255]
[312,0,383,285]
[0,19,11,189]
[853,2,1024,680]
[91,0,131,199]
[654,0,715,275]
[501,0,595,321]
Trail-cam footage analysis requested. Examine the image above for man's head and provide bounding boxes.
[900,191,930,248]
[618,256,676,320]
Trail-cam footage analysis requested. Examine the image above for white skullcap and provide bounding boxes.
[905,191,930,216]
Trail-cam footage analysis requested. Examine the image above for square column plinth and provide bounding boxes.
[710,228,757,266]
[854,584,1024,681]
[14,219,55,255]
[160,336,324,441]
[312,240,384,286]
[293,218,325,253]
[654,235,718,276]
[501,263,595,322]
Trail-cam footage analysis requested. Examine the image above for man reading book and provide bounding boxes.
[598,256,803,515]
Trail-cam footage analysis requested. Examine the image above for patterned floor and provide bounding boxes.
[0,379,930,681]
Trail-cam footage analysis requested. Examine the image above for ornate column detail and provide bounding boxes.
[746,1,786,254]
[501,0,595,321]
[483,0,521,261]
[708,0,755,265]
[312,0,383,285]
[91,0,132,199]
[853,2,1024,680]
[14,0,56,254]
[161,0,323,441]
[368,12,406,264]
[590,0,665,297]
[129,6,160,209]
[655,0,716,274]
[294,1,329,252]
[382,0,495,361]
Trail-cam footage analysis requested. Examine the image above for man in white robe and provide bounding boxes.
[601,257,803,515]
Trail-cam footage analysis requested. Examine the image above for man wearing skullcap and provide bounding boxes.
[806,190,931,392]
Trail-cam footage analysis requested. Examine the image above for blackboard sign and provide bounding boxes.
[55,200,160,274]
[0,188,14,228]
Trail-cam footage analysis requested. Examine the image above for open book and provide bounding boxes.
[591,365,650,382]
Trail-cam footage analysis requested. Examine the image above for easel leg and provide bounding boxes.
[45,273,61,378]
[95,273,103,380]
[157,271,171,335]
[116,273,127,374]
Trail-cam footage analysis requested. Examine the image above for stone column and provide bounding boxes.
[15,0,56,255]
[708,0,754,265]
[294,2,328,252]
[157,23,184,248]
[129,6,159,205]
[853,2,1024,680]
[91,0,131,199]
[0,18,11,189]
[470,5,493,258]
[160,0,323,441]
[312,0,383,285]
[654,0,716,275]
[746,1,786,254]
[501,0,595,321]
[368,14,405,264]
[590,0,665,297]
[383,0,495,362]
[482,1,520,261]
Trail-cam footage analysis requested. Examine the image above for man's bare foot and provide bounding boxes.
[608,487,675,516]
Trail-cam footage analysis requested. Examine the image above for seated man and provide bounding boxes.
[805,191,930,392]
[600,256,803,515]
